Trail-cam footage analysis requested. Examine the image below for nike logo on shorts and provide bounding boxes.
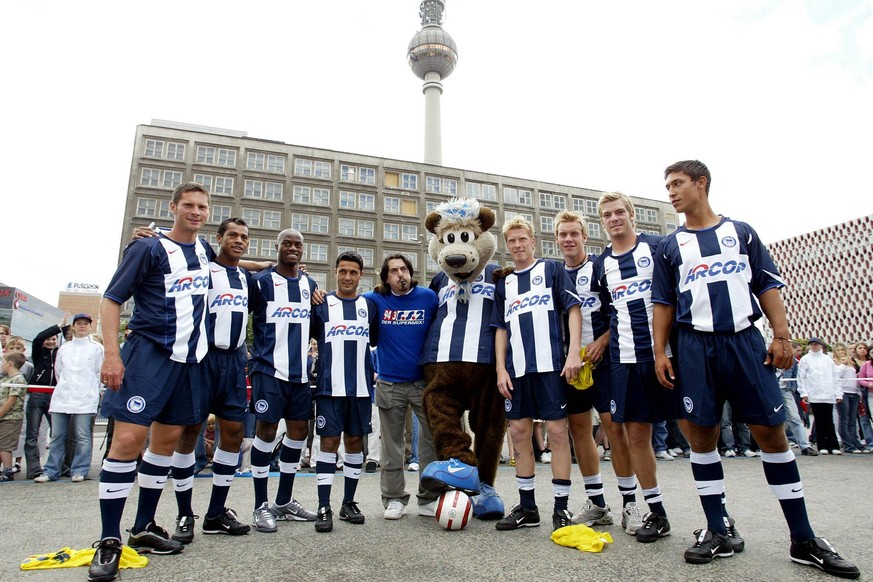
[774,404,784,413]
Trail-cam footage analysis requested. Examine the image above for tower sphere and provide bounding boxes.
[408,26,458,80]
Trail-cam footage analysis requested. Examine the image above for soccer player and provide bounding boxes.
[591,192,679,543]
[492,216,582,532]
[552,211,641,531]
[168,218,253,543]
[310,251,379,532]
[364,254,440,520]
[89,183,213,582]
[652,160,859,578]
[248,228,318,532]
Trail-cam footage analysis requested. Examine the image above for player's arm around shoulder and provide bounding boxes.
[365,296,380,347]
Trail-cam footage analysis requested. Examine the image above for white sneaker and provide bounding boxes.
[655,451,675,461]
[33,474,51,483]
[622,502,644,535]
[820,449,830,455]
[71,475,85,483]
[741,449,758,458]
[571,499,614,526]
[384,500,407,520]
[418,500,438,517]
[724,449,737,458]
[407,462,419,472]
[541,451,552,464]
[832,449,842,455]
[669,447,685,457]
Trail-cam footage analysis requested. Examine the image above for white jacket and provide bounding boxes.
[49,335,104,414]
[797,351,840,404]
[836,363,861,396]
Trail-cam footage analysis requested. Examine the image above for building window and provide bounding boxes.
[244,180,264,199]
[166,143,185,161]
[553,195,567,210]
[312,188,330,206]
[314,160,331,178]
[635,208,658,224]
[158,200,172,219]
[426,201,439,213]
[163,170,183,189]
[217,149,236,167]
[360,167,376,185]
[384,223,400,240]
[384,197,401,214]
[307,243,328,263]
[263,210,281,230]
[588,222,602,238]
[144,139,163,158]
[358,247,374,267]
[267,154,285,173]
[359,193,375,211]
[193,173,213,192]
[401,173,418,190]
[341,164,356,182]
[295,159,313,176]
[196,146,216,164]
[426,176,458,195]
[211,205,231,224]
[505,211,533,223]
[539,192,553,208]
[291,214,309,232]
[540,216,554,234]
[311,215,329,233]
[247,152,266,170]
[293,185,311,204]
[214,176,234,196]
[308,272,327,289]
[136,197,156,217]
[504,187,532,206]
[402,224,419,242]
[341,164,376,185]
[339,218,355,237]
[466,182,497,201]
[358,220,374,238]
[585,199,598,216]
[264,182,283,201]
[247,238,260,257]
[261,241,277,259]
[140,168,160,187]
[586,244,602,255]
[339,191,356,208]
[542,240,558,257]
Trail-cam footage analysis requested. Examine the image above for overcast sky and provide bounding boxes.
[3,0,871,305]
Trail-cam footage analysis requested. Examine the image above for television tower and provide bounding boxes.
[407,0,458,166]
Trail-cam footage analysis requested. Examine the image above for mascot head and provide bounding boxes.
[425,198,497,302]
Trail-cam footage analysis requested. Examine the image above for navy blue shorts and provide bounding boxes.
[610,360,680,423]
[201,346,248,423]
[565,355,611,416]
[250,372,313,424]
[315,396,372,437]
[676,327,787,427]
[505,371,567,421]
[102,333,203,427]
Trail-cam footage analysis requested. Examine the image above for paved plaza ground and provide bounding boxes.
[2,437,871,582]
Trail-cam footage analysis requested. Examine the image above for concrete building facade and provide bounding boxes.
[120,121,677,293]
[767,214,873,344]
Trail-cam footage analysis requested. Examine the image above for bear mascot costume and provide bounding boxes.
[418,198,506,519]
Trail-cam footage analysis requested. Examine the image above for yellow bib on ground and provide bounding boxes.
[551,523,614,553]
[20,546,148,570]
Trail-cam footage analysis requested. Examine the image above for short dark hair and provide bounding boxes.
[664,160,711,194]
[3,351,25,370]
[217,217,248,237]
[336,251,364,270]
[172,182,210,204]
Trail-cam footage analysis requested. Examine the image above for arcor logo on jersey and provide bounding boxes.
[683,261,748,285]
[580,296,597,307]
[611,279,651,301]
[383,309,426,322]
[270,306,310,318]
[169,275,209,293]
[326,324,370,338]
[444,284,494,300]
[506,293,551,317]
[210,294,248,308]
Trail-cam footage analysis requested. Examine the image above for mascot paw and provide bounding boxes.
[420,459,480,495]
[472,483,505,520]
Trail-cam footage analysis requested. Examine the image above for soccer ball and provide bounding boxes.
[435,490,472,530]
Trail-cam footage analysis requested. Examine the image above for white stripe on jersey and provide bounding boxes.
[569,259,601,347]
[324,297,371,397]
[207,261,248,350]
[265,272,312,382]
[160,237,209,363]
[599,237,671,363]
[505,261,558,375]
[434,272,495,363]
